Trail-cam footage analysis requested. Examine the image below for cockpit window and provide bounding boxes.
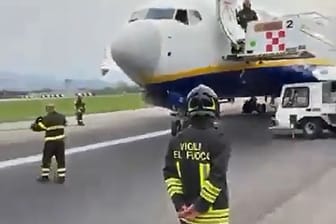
[188,10,202,25]
[129,9,148,22]
[128,8,202,25]
[146,8,175,19]
[175,9,188,25]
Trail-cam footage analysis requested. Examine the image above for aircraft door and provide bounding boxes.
[216,0,245,47]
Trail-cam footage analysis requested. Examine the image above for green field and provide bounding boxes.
[0,93,146,123]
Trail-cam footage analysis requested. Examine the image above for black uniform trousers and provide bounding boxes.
[76,111,84,124]
[41,140,66,178]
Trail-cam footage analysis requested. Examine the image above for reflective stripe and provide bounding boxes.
[47,125,65,131]
[45,135,65,141]
[199,164,205,189]
[176,161,182,178]
[199,163,221,203]
[38,122,47,130]
[181,218,229,224]
[165,178,182,186]
[57,168,66,172]
[200,180,222,203]
[204,180,221,196]
[200,189,217,203]
[41,168,50,172]
[58,173,66,177]
[167,186,183,197]
[165,179,182,189]
[165,177,183,197]
[181,209,230,224]
[199,163,210,188]
[41,173,49,177]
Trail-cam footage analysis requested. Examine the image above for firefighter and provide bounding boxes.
[237,0,258,32]
[162,84,232,224]
[74,95,86,125]
[31,104,67,184]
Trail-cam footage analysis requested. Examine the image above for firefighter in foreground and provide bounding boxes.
[74,95,86,125]
[31,104,67,184]
[162,84,232,224]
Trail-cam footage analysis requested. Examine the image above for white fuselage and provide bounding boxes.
[106,0,336,109]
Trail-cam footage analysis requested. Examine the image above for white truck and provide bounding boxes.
[269,81,336,139]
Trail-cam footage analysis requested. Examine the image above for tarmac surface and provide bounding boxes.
[0,105,336,224]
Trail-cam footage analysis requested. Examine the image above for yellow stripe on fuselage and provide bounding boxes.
[143,58,335,85]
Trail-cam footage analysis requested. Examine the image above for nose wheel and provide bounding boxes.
[171,120,182,136]
[170,110,190,136]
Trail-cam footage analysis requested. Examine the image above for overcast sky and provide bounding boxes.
[0,0,334,80]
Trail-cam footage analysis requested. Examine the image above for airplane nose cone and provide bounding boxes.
[111,22,161,83]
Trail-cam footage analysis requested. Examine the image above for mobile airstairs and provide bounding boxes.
[216,0,336,62]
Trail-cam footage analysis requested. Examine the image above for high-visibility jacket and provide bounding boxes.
[31,111,67,141]
[74,100,86,113]
[163,117,231,224]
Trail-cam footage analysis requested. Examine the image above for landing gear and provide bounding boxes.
[242,97,266,114]
[171,119,181,136]
[170,109,189,136]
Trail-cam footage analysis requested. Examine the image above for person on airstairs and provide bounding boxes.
[231,0,258,54]
[236,0,258,32]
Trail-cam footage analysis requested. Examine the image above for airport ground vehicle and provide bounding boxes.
[269,80,336,139]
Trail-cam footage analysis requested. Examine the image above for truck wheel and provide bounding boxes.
[171,120,181,136]
[328,126,336,134]
[302,119,323,139]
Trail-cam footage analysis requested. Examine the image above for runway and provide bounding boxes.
[0,106,336,224]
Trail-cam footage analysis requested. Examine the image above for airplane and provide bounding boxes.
[101,0,336,133]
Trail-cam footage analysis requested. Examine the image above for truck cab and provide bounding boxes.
[270,81,336,139]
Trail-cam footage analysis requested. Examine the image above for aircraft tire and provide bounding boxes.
[171,120,181,136]
[242,101,252,113]
[257,103,266,114]
[302,119,323,140]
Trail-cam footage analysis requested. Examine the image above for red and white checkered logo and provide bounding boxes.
[265,30,286,52]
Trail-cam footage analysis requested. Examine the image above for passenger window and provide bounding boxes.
[282,87,309,108]
[175,9,188,25]
[188,10,202,25]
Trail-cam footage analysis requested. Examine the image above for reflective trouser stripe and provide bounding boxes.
[45,135,65,141]
[41,168,50,177]
[57,168,66,177]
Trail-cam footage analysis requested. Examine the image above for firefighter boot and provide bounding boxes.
[76,113,85,126]
[36,176,49,183]
[55,177,65,184]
